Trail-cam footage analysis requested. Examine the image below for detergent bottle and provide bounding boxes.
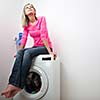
[16,32,23,51]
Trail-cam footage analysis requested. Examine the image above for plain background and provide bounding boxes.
[0,0,100,100]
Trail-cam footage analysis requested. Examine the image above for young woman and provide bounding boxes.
[1,3,55,98]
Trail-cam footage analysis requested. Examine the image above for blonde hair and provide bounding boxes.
[21,3,37,27]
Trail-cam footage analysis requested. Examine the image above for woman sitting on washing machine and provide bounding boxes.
[1,3,56,98]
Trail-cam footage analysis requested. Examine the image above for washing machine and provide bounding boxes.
[13,54,60,100]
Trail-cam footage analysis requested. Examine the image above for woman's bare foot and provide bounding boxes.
[1,84,22,98]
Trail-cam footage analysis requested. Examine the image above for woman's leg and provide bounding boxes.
[9,49,26,88]
[20,46,49,88]
[1,46,50,98]
[1,49,26,98]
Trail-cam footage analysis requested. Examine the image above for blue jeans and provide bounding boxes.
[9,46,51,89]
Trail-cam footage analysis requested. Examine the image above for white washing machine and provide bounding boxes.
[13,54,60,100]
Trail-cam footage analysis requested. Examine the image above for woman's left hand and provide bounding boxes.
[50,52,57,60]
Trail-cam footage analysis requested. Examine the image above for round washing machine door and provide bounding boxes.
[21,66,49,100]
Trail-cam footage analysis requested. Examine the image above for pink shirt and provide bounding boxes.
[21,16,52,48]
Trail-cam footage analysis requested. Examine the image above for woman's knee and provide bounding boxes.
[24,50,31,58]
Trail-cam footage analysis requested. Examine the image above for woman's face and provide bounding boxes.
[24,4,36,16]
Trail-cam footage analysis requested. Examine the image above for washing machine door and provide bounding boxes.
[21,66,49,100]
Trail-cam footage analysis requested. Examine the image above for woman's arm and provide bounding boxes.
[42,39,52,54]
[40,17,52,53]
[43,39,56,59]
[40,16,56,59]
[20,27,28,49]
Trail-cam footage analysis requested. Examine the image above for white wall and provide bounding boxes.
[35,0,100,100]
[0,0,100,100]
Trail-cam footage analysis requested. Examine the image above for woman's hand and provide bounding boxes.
[42,39,57,60]
[50,52,57,60]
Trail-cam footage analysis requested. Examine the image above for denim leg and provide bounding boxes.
[20,46,49,88]
[9,46,50,89]
[9,49,25,88]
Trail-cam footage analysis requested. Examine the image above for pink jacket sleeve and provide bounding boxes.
[40,16,48,40]
[21,27,28,46]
